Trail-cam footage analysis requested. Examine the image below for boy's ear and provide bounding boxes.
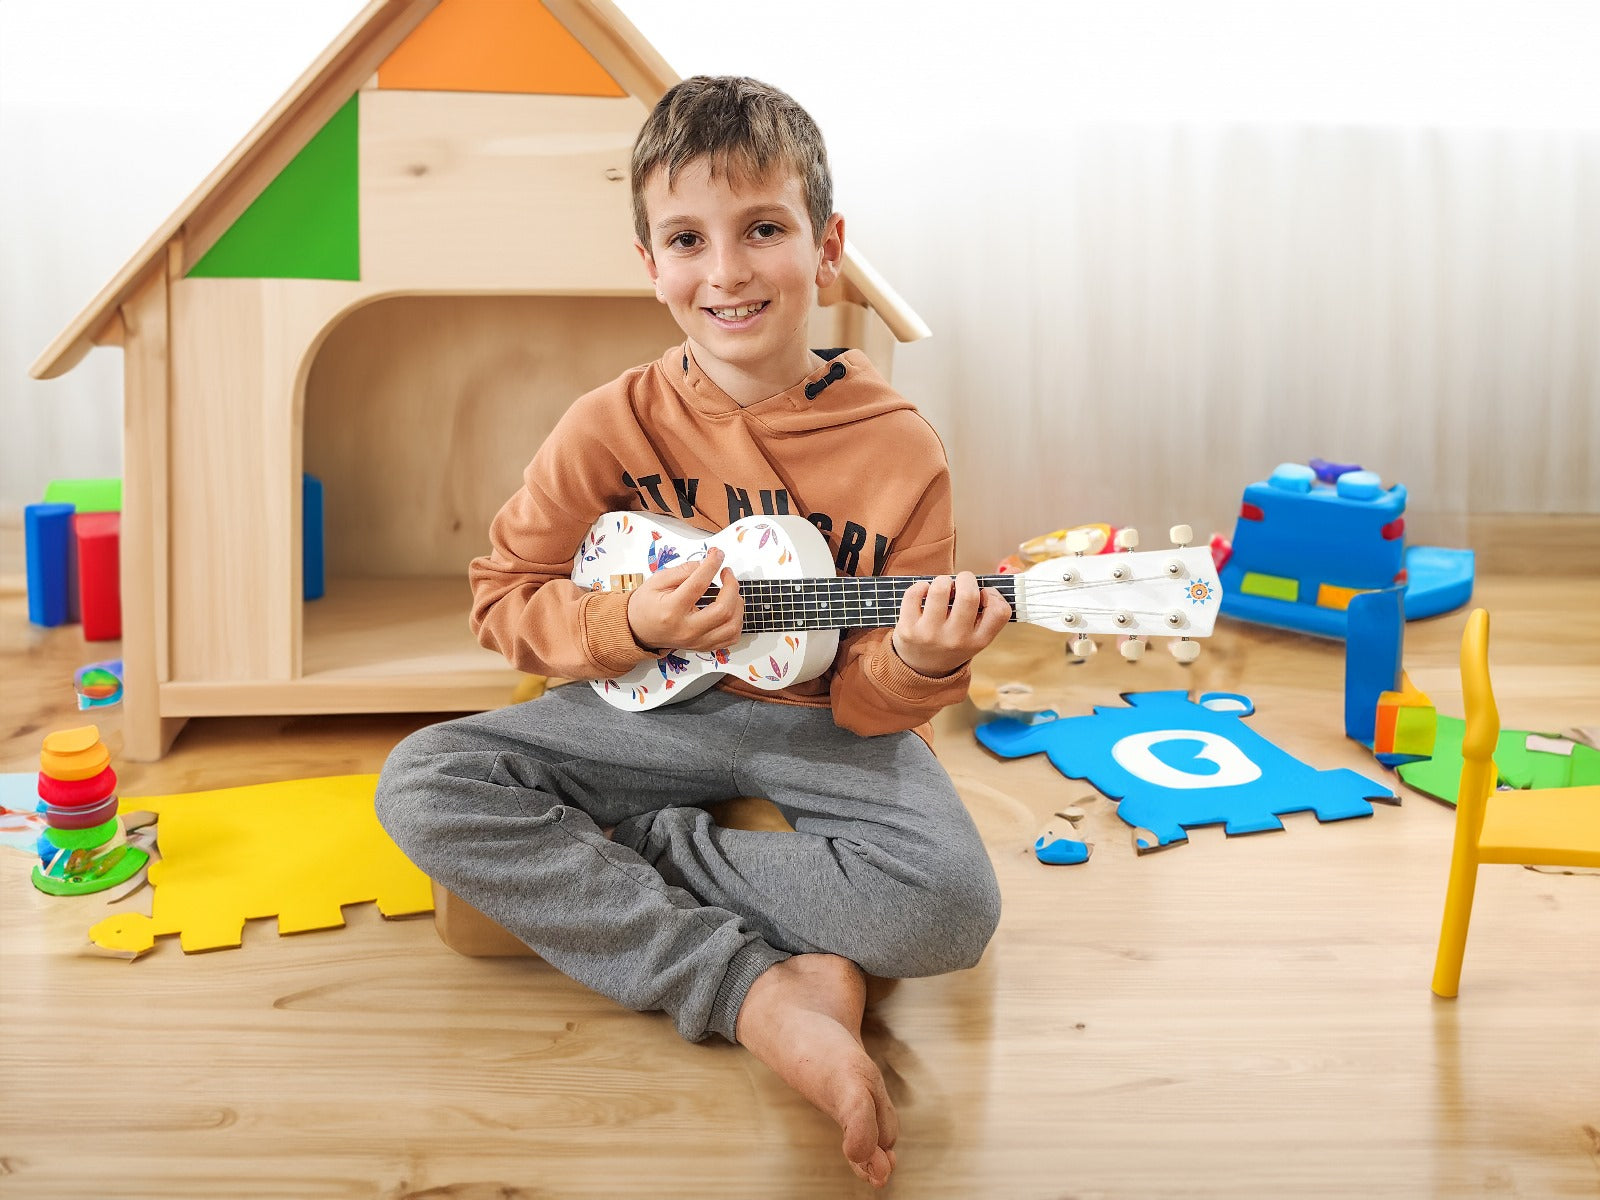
[814,213,845,289]
[635,239,660,289]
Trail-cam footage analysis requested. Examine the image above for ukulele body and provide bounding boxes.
[572,511,843,711]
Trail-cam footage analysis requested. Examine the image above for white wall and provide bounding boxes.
[4,1,1598,562]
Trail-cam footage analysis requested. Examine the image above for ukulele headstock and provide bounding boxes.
[1017,525,1222,663]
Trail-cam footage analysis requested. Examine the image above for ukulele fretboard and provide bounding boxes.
[702,575,1020,634]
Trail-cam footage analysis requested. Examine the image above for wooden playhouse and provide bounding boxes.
[32,0,929,761]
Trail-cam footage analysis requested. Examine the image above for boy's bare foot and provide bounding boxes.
[735,954,900,1188]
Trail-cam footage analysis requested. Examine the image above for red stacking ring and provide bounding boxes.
[37,766,118,808]
[45,794,120,831]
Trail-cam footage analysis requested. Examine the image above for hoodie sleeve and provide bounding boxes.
[828,472,973,736]
[468,393,655,681]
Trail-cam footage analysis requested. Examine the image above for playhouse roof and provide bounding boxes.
[32,0,929,381]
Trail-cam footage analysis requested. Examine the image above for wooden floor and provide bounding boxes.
[2,560,1597,1198]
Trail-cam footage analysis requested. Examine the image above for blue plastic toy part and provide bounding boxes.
[25,503,77,627]
[977,690,1394,851]
[303,473,325,601]
[1344,587,1405,748]
[1309,457,1362,485]
[1267,462,1316,493]
[1400,545,1476,619]
[1034,835,1091,865]
[1335,470,1385,501]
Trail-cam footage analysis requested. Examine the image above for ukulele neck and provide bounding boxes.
[729,575,1019,634]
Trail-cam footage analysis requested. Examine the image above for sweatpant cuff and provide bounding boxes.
[708,939,791,1044]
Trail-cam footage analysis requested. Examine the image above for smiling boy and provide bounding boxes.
[376,76,1008,1189]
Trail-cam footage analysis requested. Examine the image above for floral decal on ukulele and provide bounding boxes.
[657,651,691,688]
[1185,578,1216,606]
[579,530,606,564]
[735,521,792,566]
[748,653,792,686]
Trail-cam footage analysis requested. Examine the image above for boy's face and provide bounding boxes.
[636,158,844,394]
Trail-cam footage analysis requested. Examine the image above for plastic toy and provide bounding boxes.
[1217,460,1475,639]
[30,726,149,897]
[996,523,1118,574]
[978,690,1395,852]
[74,660,125,710]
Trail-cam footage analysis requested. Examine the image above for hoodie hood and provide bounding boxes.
[659,343,917,434]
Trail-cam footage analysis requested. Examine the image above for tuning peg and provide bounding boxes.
[1170,524,1192,547]
[1119,636,1145,662]
[1168,638,1201,664]
[1114,528,1140,551]
[1072,635,1097,658]
[1065,530,1094,555]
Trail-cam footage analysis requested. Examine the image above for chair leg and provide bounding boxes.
[1431,857,1479,998]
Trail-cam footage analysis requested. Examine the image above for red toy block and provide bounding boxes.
[73,512,122,641]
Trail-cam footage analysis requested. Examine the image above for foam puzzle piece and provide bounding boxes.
[978,690,1394,851]
[88,774,431,955]
[1398,717,1600,805]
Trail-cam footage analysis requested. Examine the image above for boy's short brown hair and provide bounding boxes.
[631,75,833,248]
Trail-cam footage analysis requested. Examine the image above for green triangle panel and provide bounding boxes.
[189,94,360,280]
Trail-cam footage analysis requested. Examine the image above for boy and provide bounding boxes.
[376,76,1009,1190]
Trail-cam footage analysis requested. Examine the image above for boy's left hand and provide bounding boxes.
[890,573,1012,677]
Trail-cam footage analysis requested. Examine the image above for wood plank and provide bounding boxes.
[116,266,184,761]
[358,89,651,292]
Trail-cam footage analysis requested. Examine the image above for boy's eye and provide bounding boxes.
[750,222,782,240]
[667,232,701,250]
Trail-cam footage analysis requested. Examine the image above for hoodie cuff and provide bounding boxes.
[581,589,657,677]
[870,638,973,708]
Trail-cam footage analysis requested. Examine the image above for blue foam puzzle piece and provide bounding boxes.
[978,690,1394,849]
[1034,835,1090,865]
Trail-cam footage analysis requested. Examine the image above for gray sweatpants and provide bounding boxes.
[374,683,1001,1044]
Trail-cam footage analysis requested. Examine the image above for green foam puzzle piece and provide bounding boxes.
[43,478,122,512]
[1398,716,1595,804]
[188,94,359,280]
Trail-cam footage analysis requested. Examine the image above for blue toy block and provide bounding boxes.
[978,690,1395,852]
[24,503,77,627]
[303,473,325,601]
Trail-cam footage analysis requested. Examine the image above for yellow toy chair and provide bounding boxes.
[1431,608,1600,997]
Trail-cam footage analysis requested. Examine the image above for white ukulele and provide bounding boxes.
[573,511,1222,711]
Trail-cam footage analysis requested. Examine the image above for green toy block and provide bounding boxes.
[43,478,121,513]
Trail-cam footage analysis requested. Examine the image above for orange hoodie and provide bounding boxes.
[470,344,971,739]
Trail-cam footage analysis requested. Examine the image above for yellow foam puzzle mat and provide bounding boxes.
[89,774,432,956]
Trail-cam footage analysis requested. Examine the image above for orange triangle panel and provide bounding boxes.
[378,0,626,97]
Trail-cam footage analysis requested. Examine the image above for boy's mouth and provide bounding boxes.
[705,302,768,321]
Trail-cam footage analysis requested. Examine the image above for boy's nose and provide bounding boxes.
[706,243,752,290]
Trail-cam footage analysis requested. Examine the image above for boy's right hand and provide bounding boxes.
[626,547,744,652]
